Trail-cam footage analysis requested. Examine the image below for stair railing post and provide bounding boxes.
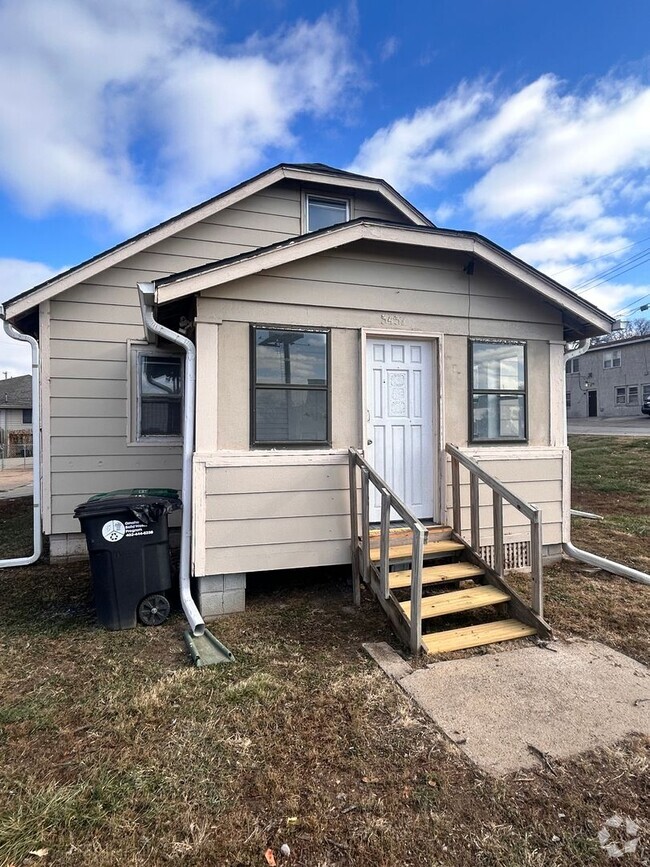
[469,472,480,553]
[451,456,461,535]
[530,507,544,619]
[410,525,424,655]
[360,467,370,584]
[492,490,504,575]
[348,450,360,606]
[380,487,391,600]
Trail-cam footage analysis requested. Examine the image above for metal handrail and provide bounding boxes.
[348,448,427,653]
[445,443,544,618]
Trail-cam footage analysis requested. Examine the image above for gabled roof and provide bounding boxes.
[153,218,614,340]
[3,164,432,320]
[0,375,32,408]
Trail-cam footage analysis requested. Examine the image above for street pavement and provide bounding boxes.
[568,416,650,436]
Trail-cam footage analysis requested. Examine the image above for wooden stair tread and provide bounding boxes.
[423,619,538,654]
[369,539,464,562]
[389,563,484,590]
[368,525,452,544]
[401,585,510,619]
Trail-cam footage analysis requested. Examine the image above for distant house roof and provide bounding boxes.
[154,217,615,340]
[3,163,432,320]
[0,375,32,409]
[583,334,650,353]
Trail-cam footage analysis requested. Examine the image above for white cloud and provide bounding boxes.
[0,0,356,234]
[379,36,399,62]
[0,258,59,376]
[350,71,650,318]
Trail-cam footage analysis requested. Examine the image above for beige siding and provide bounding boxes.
[196,456,351,576]
[46,179,326,535]
[445,451,565,548]
[193,243,567,577]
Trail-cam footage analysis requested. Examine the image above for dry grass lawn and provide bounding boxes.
[0,436,648,866]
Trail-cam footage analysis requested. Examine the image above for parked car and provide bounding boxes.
[642,395,650,416]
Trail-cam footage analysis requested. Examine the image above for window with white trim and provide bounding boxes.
[615,387,626,405]
[470,339,527,442]
[566,358,580,374]
[627,385,639,405]
[306,195,349,232]
[603,348,621,369]
[133,350,183,440]
[643,384,650,401]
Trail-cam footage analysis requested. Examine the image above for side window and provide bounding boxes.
[22,408,32,424]
[470,339,527,443]
[627,385,639,405]
[251,326,330,447]
[306,195,349,232]
[603,349,621,369]
[134,351,183,441]
[615,387,626,405]
[566,358,579,374]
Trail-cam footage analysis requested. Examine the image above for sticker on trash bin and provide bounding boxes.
[123,520,154,538]
[102,520,126,542]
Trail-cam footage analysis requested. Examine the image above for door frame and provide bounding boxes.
[360,328,445,525]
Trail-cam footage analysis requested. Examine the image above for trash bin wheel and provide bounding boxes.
[138,593,171,626]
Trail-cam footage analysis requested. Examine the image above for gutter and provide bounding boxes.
[562,337,650,586]
[0,305,42,567]
[137,282,205,636]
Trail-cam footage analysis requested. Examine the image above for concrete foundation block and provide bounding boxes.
[198,573,246,621]
[49,532,88,562]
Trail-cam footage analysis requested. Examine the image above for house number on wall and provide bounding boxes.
[381,313,406,326]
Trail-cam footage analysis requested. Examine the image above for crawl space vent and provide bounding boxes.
[480,540,531,571]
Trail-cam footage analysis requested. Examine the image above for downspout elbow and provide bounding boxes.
[563,540,650,586]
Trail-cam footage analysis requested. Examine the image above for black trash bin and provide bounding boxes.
[74,490,181,630]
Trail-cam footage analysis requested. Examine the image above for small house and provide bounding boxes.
[2,164,615,653]
[0,374,33,464]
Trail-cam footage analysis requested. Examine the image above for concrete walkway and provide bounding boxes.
[365,639,649,775]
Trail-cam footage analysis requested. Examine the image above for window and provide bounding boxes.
[306,195,349,232]
[566,392,571,408]
[643,384,650,401]
[627,385,639,405]
[22,408,32,424]
[566,358,580,374]
[603,348,621,369]
[136,353,183,439]
[470,340,526,442]
[616,387,626,405]
[251,326,329,446]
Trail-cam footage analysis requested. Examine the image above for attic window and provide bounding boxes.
[306,195,349,232]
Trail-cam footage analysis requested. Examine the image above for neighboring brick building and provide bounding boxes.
[566,335,650,418]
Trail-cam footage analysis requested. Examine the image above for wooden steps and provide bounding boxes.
[369,539,464,563]
[388,562,484,590]
[401,585,510,620]
[361,521,541,656]
[422,619,538,655]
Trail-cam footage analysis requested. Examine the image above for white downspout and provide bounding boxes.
[562,336,650,586]
[137,282,205,636]
[0,305,42,567]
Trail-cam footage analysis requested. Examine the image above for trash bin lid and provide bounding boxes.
[88,488,180,502]
[74,492,181,524]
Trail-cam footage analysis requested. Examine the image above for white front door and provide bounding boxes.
[366,338,435,522]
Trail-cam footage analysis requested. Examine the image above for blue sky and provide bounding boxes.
[1,0,649,374]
